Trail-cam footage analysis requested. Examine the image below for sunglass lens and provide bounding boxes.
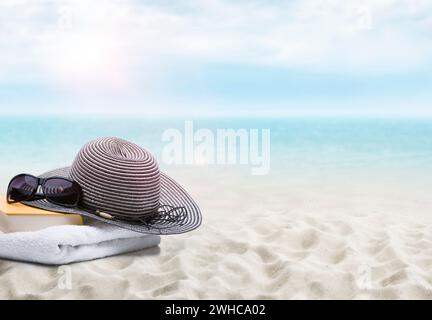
[43,178,81,206]
[8,175,38,201]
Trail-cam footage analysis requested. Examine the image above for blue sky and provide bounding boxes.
[0,0,431,116]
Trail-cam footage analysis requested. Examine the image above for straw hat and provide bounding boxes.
[23,137,202,234]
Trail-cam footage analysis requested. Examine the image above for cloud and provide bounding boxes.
[0,0,431,103]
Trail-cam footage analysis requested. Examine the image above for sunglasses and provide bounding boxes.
[7,174,82,207]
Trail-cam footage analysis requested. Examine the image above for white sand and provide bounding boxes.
[1,168,432,299]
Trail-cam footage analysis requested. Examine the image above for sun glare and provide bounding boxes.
[40,32,127,90]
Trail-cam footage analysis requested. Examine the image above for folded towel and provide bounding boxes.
[0,219,161,265]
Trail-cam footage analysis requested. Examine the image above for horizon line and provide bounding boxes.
[2,109,432,119]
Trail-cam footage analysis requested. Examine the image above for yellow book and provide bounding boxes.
[0,198,83,233]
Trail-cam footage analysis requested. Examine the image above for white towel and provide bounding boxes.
[0,220,161,265]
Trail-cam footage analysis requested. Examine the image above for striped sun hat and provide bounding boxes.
[22,137,202,234]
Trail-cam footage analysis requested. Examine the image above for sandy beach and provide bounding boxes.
[2,0,432,302]
[1,167,431,299]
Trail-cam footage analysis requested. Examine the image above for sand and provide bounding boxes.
[1,168,432,299]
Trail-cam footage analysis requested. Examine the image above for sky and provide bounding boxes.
[0,0,431,116]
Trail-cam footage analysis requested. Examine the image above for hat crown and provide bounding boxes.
[70,137,161,217]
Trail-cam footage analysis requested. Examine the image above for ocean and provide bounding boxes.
[1,116,432,192]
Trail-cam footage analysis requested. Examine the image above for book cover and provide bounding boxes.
[0,198,83,233]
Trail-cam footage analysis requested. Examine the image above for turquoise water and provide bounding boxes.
[1,116,432,191]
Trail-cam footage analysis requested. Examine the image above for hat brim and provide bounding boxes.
[22,167,202,235]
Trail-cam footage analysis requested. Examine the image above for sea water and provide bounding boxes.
[1,115,432,192]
